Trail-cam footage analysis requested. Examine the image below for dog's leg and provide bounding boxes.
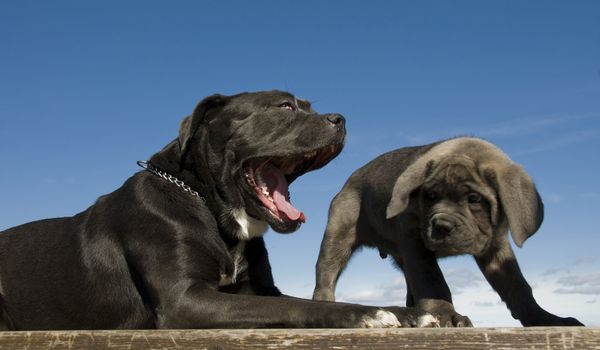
[313,192,361,301]
[157,284,436,328]
[0,294,14,331]
[475,239,584,326]
[245,237,283,296]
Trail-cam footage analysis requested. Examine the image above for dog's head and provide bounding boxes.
[385,137,543,256]
[153,90,345,238]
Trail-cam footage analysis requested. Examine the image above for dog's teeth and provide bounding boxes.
[261,187,274,200]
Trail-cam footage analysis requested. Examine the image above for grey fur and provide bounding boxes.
[313,137,583,327]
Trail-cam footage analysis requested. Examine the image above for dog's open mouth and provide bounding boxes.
[244,144,342,225]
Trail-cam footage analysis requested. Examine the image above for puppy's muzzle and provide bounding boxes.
[429,215,455,241]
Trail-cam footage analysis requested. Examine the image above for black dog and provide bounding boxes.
[0,91,435,330]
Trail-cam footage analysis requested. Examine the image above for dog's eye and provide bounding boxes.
[467,193,482,204]
[278,102,296,111]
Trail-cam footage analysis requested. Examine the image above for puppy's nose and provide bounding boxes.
[326,113,345,128]
[431,218,454,240]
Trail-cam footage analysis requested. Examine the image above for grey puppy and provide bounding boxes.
[313,137,584,327]
[0,91,436,330]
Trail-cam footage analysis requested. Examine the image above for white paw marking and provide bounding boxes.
[361,310,401,328]
[417,314,440,328]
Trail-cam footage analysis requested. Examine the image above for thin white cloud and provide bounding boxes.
[473,301,496,307]
[513,128,600,156]
[338,277,408,306]
[575,256,600,266]
[541,267,571,277]
[444,267,483,294]
[475,113,600,138]
[554,272,600,295]
[546,194,562,204]
[349,112,600,157]
[578,192,599,200]
[557,273,600,286]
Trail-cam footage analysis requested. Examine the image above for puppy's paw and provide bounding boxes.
[361,310,401,328]
[522,315,585,327]
[560,317,585,327]
[417,314,441,328]
[382,306,439,327]
[417,299,473,327]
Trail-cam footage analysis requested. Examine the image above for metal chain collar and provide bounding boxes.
[137,160,205,202]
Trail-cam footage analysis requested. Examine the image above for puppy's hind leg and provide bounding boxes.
[313,191,361,302]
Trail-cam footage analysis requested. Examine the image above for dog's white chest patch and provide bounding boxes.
[232,208,269,240]
[219,241,248,287]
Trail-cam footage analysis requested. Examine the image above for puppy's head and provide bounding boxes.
[386,137,544,256]
[414,156,497,255]
[178,90,345,235]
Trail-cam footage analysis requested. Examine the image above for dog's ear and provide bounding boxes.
[386,159,433,219]
[484,164,544,247]
[179,94,228,159]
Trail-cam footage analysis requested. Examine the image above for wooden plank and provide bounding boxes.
[0,327,598,350]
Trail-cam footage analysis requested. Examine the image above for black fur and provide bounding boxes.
[0,90,426,330]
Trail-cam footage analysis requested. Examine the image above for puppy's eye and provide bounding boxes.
[278,102,296,111]
[468,193,482,204]
[424,191,437,201]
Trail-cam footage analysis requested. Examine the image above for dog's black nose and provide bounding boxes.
[431,218,454,240]
[326,113,345,128]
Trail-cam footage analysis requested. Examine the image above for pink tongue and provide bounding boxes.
[261,163,305,222]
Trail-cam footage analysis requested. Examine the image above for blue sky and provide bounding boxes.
[1,1,599,326]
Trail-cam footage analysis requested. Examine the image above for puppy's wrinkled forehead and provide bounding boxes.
[427,156,481,187]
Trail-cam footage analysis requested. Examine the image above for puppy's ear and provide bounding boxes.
[386,159,433,219]
[179,94,228,159]
[485,164,544,247]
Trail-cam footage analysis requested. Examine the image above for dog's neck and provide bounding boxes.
[148,139,269,241]
[148,139,210,196]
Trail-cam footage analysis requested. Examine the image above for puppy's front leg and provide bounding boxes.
[399,240,453,304]
[157,283,427,328]
[397,241,472,327]
[475,239,584,326]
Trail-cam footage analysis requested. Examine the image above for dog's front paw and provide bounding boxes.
[361,310,401,328]
[417,299,473,327]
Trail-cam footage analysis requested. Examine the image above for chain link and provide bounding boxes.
[137,161,204,202]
